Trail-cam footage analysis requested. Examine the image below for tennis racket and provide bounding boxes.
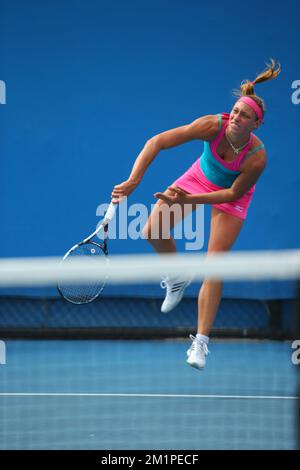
[57,202,117,304]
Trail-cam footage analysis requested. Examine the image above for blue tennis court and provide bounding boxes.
[1,0,300,454]
[0,338,297,450]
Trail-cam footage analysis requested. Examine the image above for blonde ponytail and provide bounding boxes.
[233,59,281,118]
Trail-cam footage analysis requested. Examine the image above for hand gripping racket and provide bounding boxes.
[57,202,117,304]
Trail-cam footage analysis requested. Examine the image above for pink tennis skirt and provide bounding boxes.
[173,159,255,220]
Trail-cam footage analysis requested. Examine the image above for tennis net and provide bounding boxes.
[0,250,299,450]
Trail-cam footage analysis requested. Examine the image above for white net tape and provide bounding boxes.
[0,250,299,286]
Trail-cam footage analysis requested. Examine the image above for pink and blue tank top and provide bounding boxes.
[200,113,265,188]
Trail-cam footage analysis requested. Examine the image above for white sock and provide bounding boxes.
[196,334,209,344]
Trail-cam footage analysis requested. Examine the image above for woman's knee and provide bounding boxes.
[142,202,172,241]
[142,219,171,242]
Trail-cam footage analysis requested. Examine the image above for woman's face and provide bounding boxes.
[229,101,261,135]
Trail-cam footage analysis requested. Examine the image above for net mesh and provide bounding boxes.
[0,251,299,450]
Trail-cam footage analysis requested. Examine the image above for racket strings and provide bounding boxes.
[57,243,108,304]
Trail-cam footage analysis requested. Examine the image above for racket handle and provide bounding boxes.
[82,202,118,243]
[104,202,117,223]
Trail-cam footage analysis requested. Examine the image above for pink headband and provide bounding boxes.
[237,96,263,122]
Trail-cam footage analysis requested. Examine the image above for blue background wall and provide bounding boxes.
[1,0,299,297]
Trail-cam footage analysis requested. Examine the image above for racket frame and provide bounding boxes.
[57,202,117,303]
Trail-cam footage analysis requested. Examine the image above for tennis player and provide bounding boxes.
[112,59,280,370]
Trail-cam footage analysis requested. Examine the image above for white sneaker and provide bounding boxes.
[186,334,209,370]
[160,277,191,313]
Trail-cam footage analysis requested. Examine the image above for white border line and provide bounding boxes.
[0,392,298,400]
